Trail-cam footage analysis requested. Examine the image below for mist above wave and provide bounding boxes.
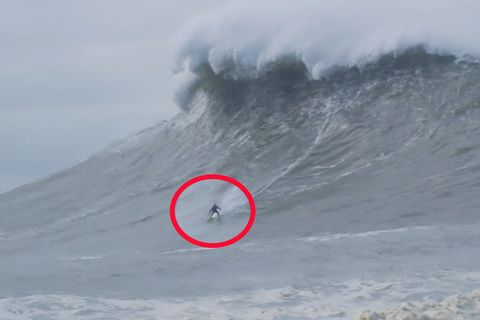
[173,0,480,109]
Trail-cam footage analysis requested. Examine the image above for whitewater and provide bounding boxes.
[2,1,480,319]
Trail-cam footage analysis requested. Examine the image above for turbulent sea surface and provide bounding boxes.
[2,1,480,318]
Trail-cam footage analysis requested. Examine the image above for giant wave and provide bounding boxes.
[1,1,480,318]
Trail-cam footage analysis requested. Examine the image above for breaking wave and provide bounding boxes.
[174,0,480,110]
[2,1,480,317]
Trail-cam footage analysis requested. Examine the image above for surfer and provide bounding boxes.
[209,204,221,219]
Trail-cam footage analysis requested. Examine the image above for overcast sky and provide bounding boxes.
[0,0,220,194]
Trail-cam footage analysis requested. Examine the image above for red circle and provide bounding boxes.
[169,174,256,248]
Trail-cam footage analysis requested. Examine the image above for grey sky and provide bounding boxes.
[0,0,219,193]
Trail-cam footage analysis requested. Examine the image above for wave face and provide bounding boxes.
[2,8,480,318]
[171,50,480,234]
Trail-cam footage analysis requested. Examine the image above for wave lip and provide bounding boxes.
[174,0,480,106]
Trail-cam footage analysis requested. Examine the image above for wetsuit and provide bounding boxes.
[209,204,221,218]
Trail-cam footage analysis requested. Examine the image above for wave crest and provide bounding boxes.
[173,0,480,109]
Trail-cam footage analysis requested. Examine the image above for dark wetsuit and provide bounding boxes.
[209,204,221,218]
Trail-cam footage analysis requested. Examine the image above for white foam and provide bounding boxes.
[300,226,432,243]
[60,255,104,261]
[175,0,480,83]
[161,247,212,255]
[359,290,480,320]
[2,275,479,320]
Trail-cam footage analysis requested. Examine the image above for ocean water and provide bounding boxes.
[2,1,480,319]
